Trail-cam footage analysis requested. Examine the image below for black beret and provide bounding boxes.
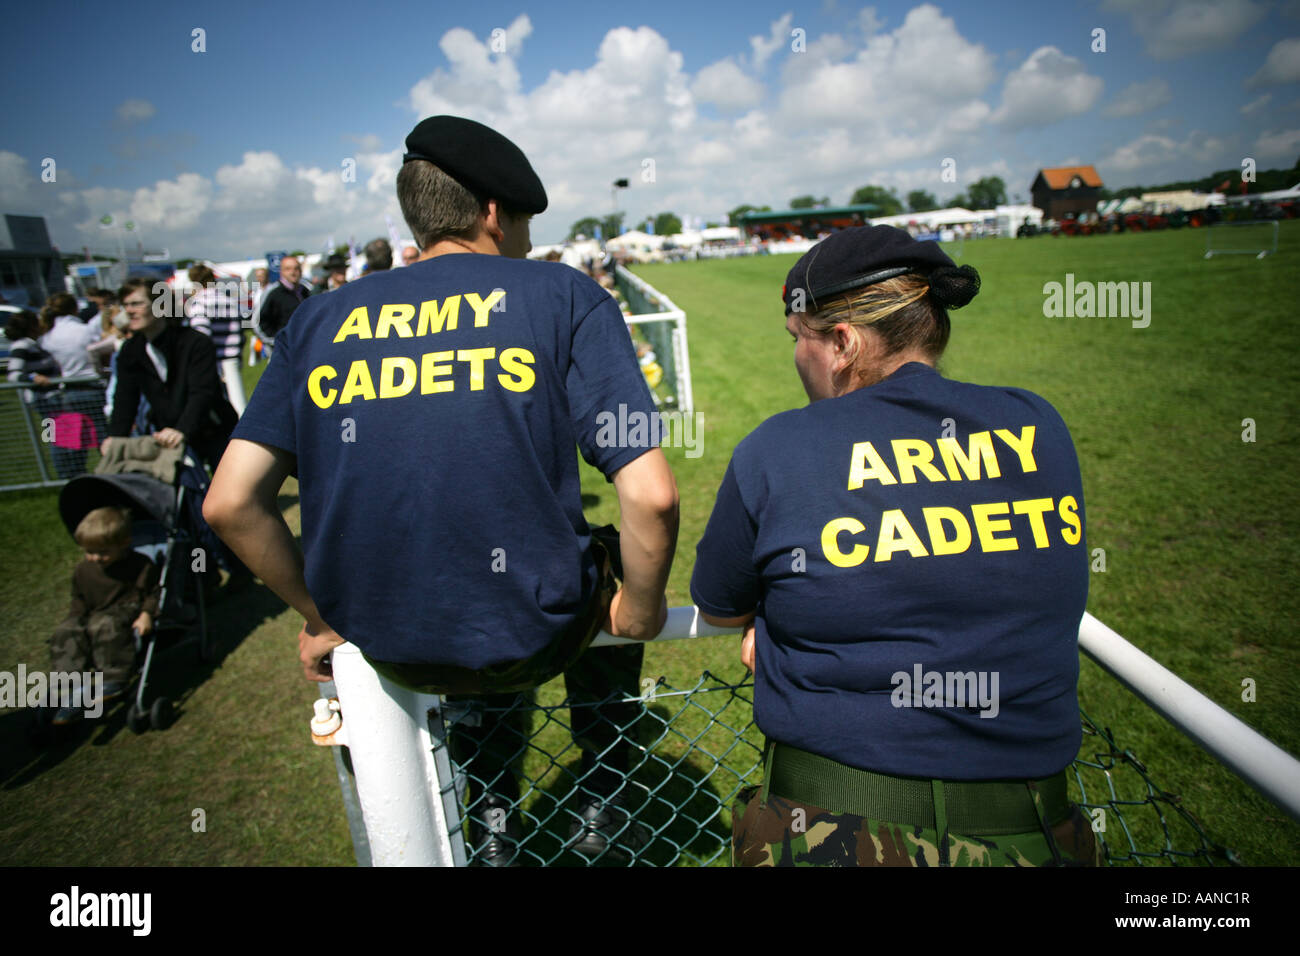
[782,225,979,314]
[403,115,547,215]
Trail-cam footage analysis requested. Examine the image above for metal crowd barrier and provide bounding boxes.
[312,609,1298,866]
[0,376,109,492]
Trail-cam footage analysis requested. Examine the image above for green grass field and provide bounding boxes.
[2,224,1297,865]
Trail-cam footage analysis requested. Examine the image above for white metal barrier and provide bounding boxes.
[616,265,695,416]
[1204,219,1279,259]
[1076,613,1300,820]
[317,609,1300,865]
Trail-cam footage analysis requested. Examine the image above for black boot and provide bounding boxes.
[568,786,650,863]
[469,793,523,867]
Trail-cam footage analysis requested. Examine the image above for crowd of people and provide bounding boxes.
[10,239,405,729]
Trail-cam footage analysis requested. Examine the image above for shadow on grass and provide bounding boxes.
[0,581,286,791]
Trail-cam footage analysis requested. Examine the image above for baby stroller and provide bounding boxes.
[55,447,215,733]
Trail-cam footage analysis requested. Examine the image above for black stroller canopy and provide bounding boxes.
[58,473,177,538]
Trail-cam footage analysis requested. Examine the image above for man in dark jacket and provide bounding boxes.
[255,255,311,341]
[104,277,238,471]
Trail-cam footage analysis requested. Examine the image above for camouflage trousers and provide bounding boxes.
[51,606,138,683]
[732,777,1100,867]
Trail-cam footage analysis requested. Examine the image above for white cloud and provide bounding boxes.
[1099,134,1180,173]
[993,47,1104,128]
[686,140,736,166]
[0,150,39,194]
[1247,38,1300,88]
[1102,0,1267,60]
[1102,79,1172,117]
[1253,128,1300,163]
[1098,131,1236,175]
[394,7,1007,238]
[1241,94,1272,115]
[115,99,156,125]
[750,13,793,72]
[128,173,212,231]
[346,133,384,152]
[692,58,764,112]
[408,14,532,116]
[858,6,885,36]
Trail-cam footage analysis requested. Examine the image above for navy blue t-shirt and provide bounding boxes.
[234,254,658,666]
[691,363,1087,780]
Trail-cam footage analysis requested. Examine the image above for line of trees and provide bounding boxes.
[725,177,1012,223]
[562,156,1300,243]
[1099,157,1300,200]
[567,211,686,239]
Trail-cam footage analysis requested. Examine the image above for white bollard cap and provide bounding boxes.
[311,697,343,736]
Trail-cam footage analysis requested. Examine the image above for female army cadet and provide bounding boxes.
[691,225,1099,867]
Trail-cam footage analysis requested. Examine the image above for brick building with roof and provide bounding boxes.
[1031,166,1104,220]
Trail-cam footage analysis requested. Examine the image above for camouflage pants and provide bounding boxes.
[51,607,138,683]
[732,785,1101,867]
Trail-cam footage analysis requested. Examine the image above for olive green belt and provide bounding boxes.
[765,741,1070,836]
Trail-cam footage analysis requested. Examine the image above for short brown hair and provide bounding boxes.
[397,160,507,251]
[188,264,217,286]
[39,293,79,332]
[120,276,180,322]
[798,273,951,388]
[75,507,131,551]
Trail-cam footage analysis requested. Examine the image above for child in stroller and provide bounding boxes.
[49,506,160,725]
[47,447,217,735]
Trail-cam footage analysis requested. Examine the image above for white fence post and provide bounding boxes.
[330,643,464,866]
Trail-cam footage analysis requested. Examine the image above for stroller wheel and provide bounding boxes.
[150,697,174,731]
[127,702,150,734]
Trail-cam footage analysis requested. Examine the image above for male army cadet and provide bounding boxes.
[205,116,679,864]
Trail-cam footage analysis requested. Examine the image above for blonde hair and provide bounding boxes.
[74,507,131,552]
[797,273,950,388]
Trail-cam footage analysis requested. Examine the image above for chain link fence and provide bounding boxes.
[429,672,1239,867]
[1,377,108,492]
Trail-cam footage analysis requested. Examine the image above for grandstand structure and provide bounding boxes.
[735,203,877,243]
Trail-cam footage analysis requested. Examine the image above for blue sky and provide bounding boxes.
[3,0,1297,258]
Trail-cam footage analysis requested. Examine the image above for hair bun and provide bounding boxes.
[928,264,980,309]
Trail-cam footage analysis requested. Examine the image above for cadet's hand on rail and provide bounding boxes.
[740,622,756,674]
[299,621,346,682]
[132,611,153,638]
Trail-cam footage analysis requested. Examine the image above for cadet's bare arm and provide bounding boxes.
[203,438,343,679]
[606,447,678,641]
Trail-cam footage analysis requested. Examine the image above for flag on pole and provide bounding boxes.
[385,214,405,264]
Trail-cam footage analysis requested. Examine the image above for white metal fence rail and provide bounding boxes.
[314,608,1300,866]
